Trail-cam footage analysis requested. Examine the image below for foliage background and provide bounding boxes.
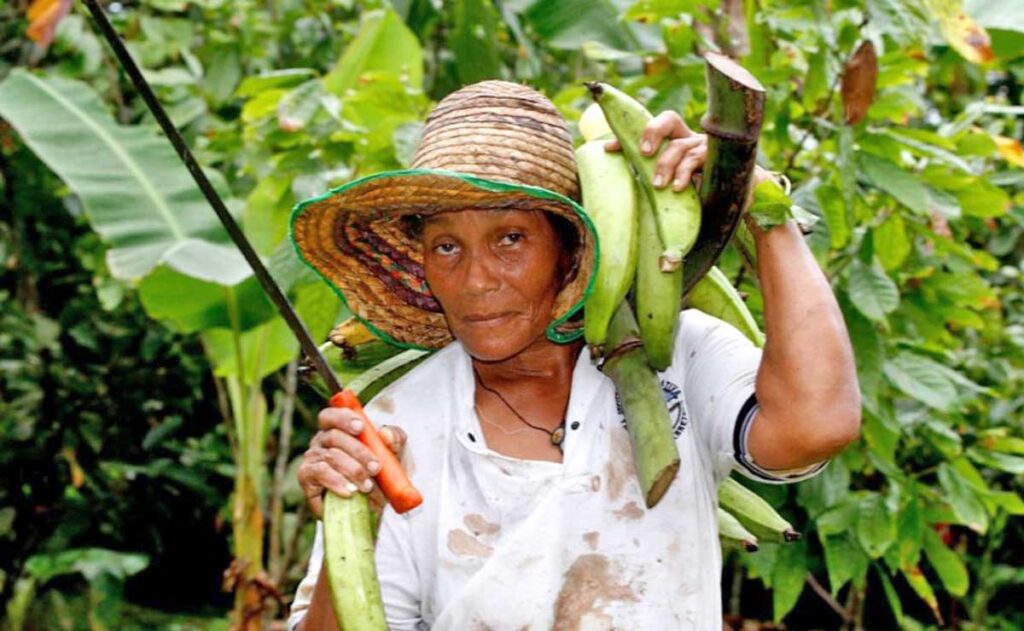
[1,0,1022,629]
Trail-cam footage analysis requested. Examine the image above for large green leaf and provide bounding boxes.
[922,528,969,597]
[938,462,989,533]
[771,538,807,622]
[856,493,897,558]
[821,533,869,595]
[856,153,929,214]
[0,70,247,285]
[323,9,424,95]
[451,0,504,84]
[521,0,640,50]
[883,351,958,411]
[847,259,899,323]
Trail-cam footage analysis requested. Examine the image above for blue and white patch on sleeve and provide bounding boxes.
[615,379,688,438]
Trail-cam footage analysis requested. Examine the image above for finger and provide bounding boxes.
[642,111,690,156]
[673,147,708,192]
[307,491,324,520]
[322,449,376,493]
[320,430,381,477]
[301,459,357,497]
[603,138,621,152]
[653,137,704,189]
[318,407,365,435]
[380,426,407,457]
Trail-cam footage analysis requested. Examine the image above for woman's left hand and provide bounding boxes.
[603,111,707,192]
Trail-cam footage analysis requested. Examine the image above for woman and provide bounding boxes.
[288,80,860,630]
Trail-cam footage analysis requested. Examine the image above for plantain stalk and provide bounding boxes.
[323,492,388,631]
[683,52,766,297]
[602,301,681,508]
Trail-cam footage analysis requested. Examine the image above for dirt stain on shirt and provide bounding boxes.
[464,513,501,536]
[374,395,395,414]
[605,430,637,501]
[447,528,493,558]
[613,501,644,521]
[552,554,638,631]
[583,531,600,550]
[590,475,602,492]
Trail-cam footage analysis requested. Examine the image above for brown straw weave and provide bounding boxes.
[290,80,595,350]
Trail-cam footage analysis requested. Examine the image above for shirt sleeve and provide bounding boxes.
[376,508,424,629]
[677,309,825,484]
[287,522,324,631]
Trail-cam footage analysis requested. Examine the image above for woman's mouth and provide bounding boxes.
[462,311,516,325]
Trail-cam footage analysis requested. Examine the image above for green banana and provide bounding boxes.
[718,477,801,543]
[635,184,682,370]
[577,140,639,352]
[686,266,765,347]
[587,82,701,272]
[717,507,759,552]
[323,492,388,630]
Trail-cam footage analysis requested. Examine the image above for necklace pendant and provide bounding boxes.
[550,426,565,447]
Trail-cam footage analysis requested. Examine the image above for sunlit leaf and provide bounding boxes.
[924,0,995,64]
[0,70,246,284]
[323,8,424,95]
[993,135,1024,168]
[903,564,943,624]
[26,0,73,49]
[874,213,912,271]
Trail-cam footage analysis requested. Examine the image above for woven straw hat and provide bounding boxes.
[290,80,597,350]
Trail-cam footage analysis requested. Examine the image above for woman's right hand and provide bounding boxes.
[298,407,407,518]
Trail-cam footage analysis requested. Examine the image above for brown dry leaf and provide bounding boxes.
[994,135,1024,168]
[26,0,73,49]
[924,0,995,65]
[841,41,878,126]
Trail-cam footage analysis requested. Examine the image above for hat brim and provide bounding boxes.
[290,168,599,350]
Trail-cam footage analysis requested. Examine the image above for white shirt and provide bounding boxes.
[289,310,824,630]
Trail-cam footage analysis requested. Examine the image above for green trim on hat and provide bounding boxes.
[289,168,600,350]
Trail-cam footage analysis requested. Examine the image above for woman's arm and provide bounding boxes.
[295,564,339,631]
[744,193,861,469]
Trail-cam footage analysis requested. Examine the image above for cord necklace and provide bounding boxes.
[472,367,567,451]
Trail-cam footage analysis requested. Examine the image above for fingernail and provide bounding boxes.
[367,461,381,475]
[351,420,364,433]
[641,140,652,154]
[361,479,374,493]
[653,173,665,187]
[673,179,684,190]
[345,482,358,494]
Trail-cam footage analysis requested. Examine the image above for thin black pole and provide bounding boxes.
[83,0,342,394]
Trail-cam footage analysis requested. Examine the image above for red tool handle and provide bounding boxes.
[330,389,423,514]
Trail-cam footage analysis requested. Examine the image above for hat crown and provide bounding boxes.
[411,80,580,202]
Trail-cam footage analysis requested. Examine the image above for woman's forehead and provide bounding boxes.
[423,208,548,229]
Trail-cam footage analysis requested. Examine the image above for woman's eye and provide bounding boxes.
[433,242,459,255]
[499,232,524,246]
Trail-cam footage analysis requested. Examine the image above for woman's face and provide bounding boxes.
[422,209,565,362]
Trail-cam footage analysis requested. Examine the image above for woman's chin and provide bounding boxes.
[454,327,537,363]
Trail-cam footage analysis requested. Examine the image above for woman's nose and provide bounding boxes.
[462,249,501,295]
